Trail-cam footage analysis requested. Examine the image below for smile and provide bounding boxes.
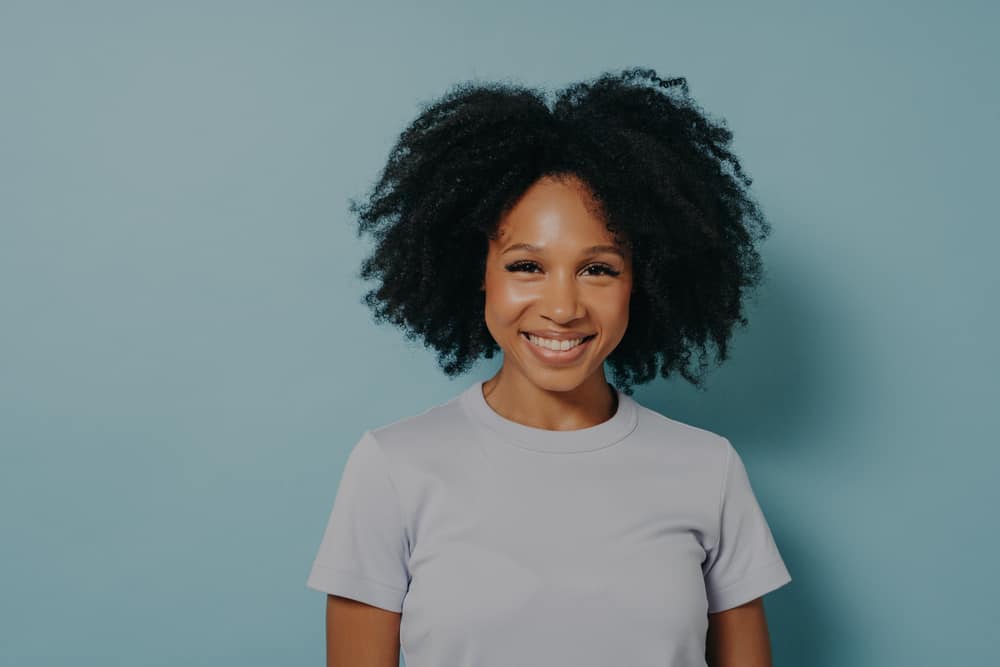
[519,332,596,365]
[522,332,595,350]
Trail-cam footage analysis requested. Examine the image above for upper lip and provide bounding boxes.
[521,330,595,340]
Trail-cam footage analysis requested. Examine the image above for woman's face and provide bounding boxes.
[481,175,633,392]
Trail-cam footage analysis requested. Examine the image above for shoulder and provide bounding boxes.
[630,399,734,472]
[364,390,473,465]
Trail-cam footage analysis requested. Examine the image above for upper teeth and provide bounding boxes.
[526,333,588,351]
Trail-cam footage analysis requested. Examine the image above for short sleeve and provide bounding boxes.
[306,430,411,612]
[702,439,792,613]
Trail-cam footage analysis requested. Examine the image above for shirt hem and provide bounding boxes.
[706,558,792,613]
[306,562,406,613]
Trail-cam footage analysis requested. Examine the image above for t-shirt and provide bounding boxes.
[306,380,792,666]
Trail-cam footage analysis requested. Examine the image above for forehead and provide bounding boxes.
[492,176,623,249]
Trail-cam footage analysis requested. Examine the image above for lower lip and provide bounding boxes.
[520,332,595,365]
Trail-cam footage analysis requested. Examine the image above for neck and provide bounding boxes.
[481,370,618,431]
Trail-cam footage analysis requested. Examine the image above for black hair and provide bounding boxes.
[349,67,770,395]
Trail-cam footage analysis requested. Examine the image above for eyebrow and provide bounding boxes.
[500,243,625,258]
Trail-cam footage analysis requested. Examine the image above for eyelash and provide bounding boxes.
[504,260,621,277]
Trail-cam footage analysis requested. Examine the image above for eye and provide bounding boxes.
[504,260,541,273]
[583,263,621,277]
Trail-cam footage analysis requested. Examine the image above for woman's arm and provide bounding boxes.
[325,594,401,667]
[705,597,774,667]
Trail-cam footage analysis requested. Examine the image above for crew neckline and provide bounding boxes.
[458,379,638,454]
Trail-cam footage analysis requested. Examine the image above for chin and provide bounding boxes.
[521,366,598,391]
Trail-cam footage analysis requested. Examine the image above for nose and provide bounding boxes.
[540,271,584,323]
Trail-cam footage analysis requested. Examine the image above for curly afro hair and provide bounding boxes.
[348,67,771,395]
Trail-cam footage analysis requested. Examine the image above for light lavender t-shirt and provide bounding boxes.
[307,380,792,666]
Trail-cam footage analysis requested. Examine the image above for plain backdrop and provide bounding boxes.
[1,1,996,665]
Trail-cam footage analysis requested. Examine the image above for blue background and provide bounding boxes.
[2,1,996,665]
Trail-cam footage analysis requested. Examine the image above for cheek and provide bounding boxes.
[601,286,632,334]
[484,278,533,322]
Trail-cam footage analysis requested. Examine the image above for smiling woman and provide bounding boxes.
[306,67,791,667]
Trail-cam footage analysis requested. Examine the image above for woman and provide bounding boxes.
[307,68,792,666]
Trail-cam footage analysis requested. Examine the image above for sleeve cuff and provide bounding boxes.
[706,559,792,614]
[306,562,407,613]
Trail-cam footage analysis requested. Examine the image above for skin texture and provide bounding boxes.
[479,174,633,425]
[706,597,774,667]
[324,594,400,667]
